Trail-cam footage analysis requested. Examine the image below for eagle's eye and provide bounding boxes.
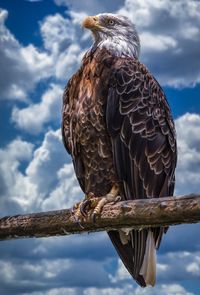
[107,19,115,26]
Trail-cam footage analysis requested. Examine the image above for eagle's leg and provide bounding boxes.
[72,185,120,223]
[71,192,96,224]
[81,184,121,222]
[92,184,121,222]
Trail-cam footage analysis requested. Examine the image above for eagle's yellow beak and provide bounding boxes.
[82,15,101,30]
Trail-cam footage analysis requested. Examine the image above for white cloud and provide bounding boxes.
[1,2,200,294]
[0,9,53,101]
[41,163,82,211]
[113,250,200,286]
[25,128,82,211]
[0,257,111,294]
[140,33,177,52]
[8,12,84,133]
[4,0,200,137]
[28,288,77,295]
[1,112,200,236]
[0,128,81,214]
[134,283,193,295]
[40,13,75,54]
[186,262,200,276]
[157,251,200,282]
[175,113,200,195]
[0,138,36,213]
[0,9,82,102]
[12,84,63,134]
[39,12,84,80]
[1,0,200,105]
[55,44,83,79]
[117,0,200,87]
[25,283,194,295]
[1,112,200,294]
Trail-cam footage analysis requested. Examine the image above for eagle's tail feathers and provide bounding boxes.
[108,229,157,288]
[139,230,156,286]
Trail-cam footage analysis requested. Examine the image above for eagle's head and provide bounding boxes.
[82,13,140,59]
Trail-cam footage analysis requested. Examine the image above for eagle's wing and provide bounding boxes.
[106,58,177,286]
[62,79,72,154]
[62,74,85,192]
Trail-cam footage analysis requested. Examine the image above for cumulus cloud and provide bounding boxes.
[134,284,193,295]
[1,112,200,293]
[0,9,82,102]
[19,283,194,295]
[0,9,53,101]
[175,113,200,195]
[7,11,84,134]
[118,0,200,87]
[97,112,200,289]
[0,138,35,214]
[11,84,63,134]
[1,1,200,294]
[157,251,200,282]
[113,250,200,286]
[4,0,200,137]
[0,258,111,294]
[40,13,75,54]
[55,44,83,79]
[25,129,83,211]
[0,128,83,214]
[0,238,194,295]
[39,12,84,81]
[53,0,200,88]
[1,112,200,294]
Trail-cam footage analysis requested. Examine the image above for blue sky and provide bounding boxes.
[0,0,200,294]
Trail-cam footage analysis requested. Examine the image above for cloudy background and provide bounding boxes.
[0,0,200,294]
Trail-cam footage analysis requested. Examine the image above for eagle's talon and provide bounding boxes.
[92,212,97,223]
[113,195,121,204]
[75,218,85,229]
[71,186,120,225]
[71,209,85,229]
[80,199,91,216]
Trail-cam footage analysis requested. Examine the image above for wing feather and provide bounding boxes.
[106,57,177,286]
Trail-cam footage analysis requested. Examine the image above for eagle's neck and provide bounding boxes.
[91,33,140,59]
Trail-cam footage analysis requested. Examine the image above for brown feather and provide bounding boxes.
[62,47,177,287]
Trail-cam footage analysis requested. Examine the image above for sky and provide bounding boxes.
[0,0,200,294]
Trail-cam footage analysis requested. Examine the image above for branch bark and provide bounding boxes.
[0,194,200,241]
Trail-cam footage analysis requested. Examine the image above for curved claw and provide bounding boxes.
[113,195,121,204]
[80,199,91,216]
[92,212,97,223]
[71,209,85,229]
[70,207,85,229]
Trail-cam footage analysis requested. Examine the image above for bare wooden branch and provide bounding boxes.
[0,194,200,241]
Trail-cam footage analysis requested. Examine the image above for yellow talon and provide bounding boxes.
[71,184,120,224]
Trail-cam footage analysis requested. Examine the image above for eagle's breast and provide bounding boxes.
[67,48,118,195]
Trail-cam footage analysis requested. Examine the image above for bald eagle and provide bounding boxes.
[62,13,177,287]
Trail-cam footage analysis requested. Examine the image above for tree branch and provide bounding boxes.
[0,194,200,241]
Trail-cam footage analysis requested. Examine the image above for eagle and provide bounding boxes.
[62,13,177,287]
